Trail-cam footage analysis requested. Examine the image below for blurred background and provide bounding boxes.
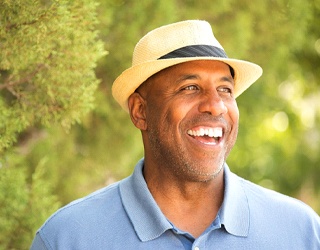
[1,0,319,248]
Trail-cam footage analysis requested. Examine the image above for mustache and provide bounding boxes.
[186,113,228,126]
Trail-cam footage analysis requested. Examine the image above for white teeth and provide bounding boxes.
[208,129,214,137]
[187,127,223,138]
[199,128,204,136]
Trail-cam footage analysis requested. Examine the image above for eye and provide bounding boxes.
[218,86,233,96]
[219,87,231,93]
[181,85,199,91]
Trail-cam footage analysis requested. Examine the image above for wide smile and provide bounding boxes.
[187,126,223,146]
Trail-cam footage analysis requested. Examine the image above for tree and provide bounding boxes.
[0,0,105,151]
[0,155,60,249]
[0,0,105,248]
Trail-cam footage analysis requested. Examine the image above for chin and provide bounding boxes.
[184,160,225,182]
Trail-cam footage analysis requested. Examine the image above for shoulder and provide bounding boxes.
[35,180,131,248]
[238,174,320,222]
[48,180,122,220]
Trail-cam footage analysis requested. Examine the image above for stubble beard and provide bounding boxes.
[147,126,231,183]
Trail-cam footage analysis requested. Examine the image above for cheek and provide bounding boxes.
[165,102,195,131]
[160,99,190,122]
[225,101,239,142]
[228,101,239,124]
[146,103,176,137]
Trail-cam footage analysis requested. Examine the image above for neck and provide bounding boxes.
[143,161,225,238]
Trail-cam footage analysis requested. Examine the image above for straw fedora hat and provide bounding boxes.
[112,20,262,111]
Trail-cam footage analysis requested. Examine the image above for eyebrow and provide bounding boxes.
[176,74,201,84]
[220,76,235,85]
[176,74,234,85]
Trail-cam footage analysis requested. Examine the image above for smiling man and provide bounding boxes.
[129,60,237,238]
[31,20,320,250]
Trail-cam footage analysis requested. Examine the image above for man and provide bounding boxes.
[31,20,320,249]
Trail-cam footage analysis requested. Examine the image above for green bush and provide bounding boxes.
[0,155,60,249]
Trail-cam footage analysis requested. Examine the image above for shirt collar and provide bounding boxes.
[119,159,173,242]
[220,164,250,237]
[120,159,250,241]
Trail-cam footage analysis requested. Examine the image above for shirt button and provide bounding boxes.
[194,247,200,250]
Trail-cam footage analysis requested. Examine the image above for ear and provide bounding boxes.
[128,92,147,130]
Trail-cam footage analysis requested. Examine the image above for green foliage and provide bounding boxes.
[0,0,106,151]
[0,155,60,249]
[0,0,105,248]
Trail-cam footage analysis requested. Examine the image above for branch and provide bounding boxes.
[0,63,48,98]
[5,9,51,32]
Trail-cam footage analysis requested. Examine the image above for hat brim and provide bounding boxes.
[112,57,262,112]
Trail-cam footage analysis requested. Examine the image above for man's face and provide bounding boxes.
[134,60,239,182]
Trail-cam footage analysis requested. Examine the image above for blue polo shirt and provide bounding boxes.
[31,159,320,249]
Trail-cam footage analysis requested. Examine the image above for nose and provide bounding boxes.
[198,91,228,116]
